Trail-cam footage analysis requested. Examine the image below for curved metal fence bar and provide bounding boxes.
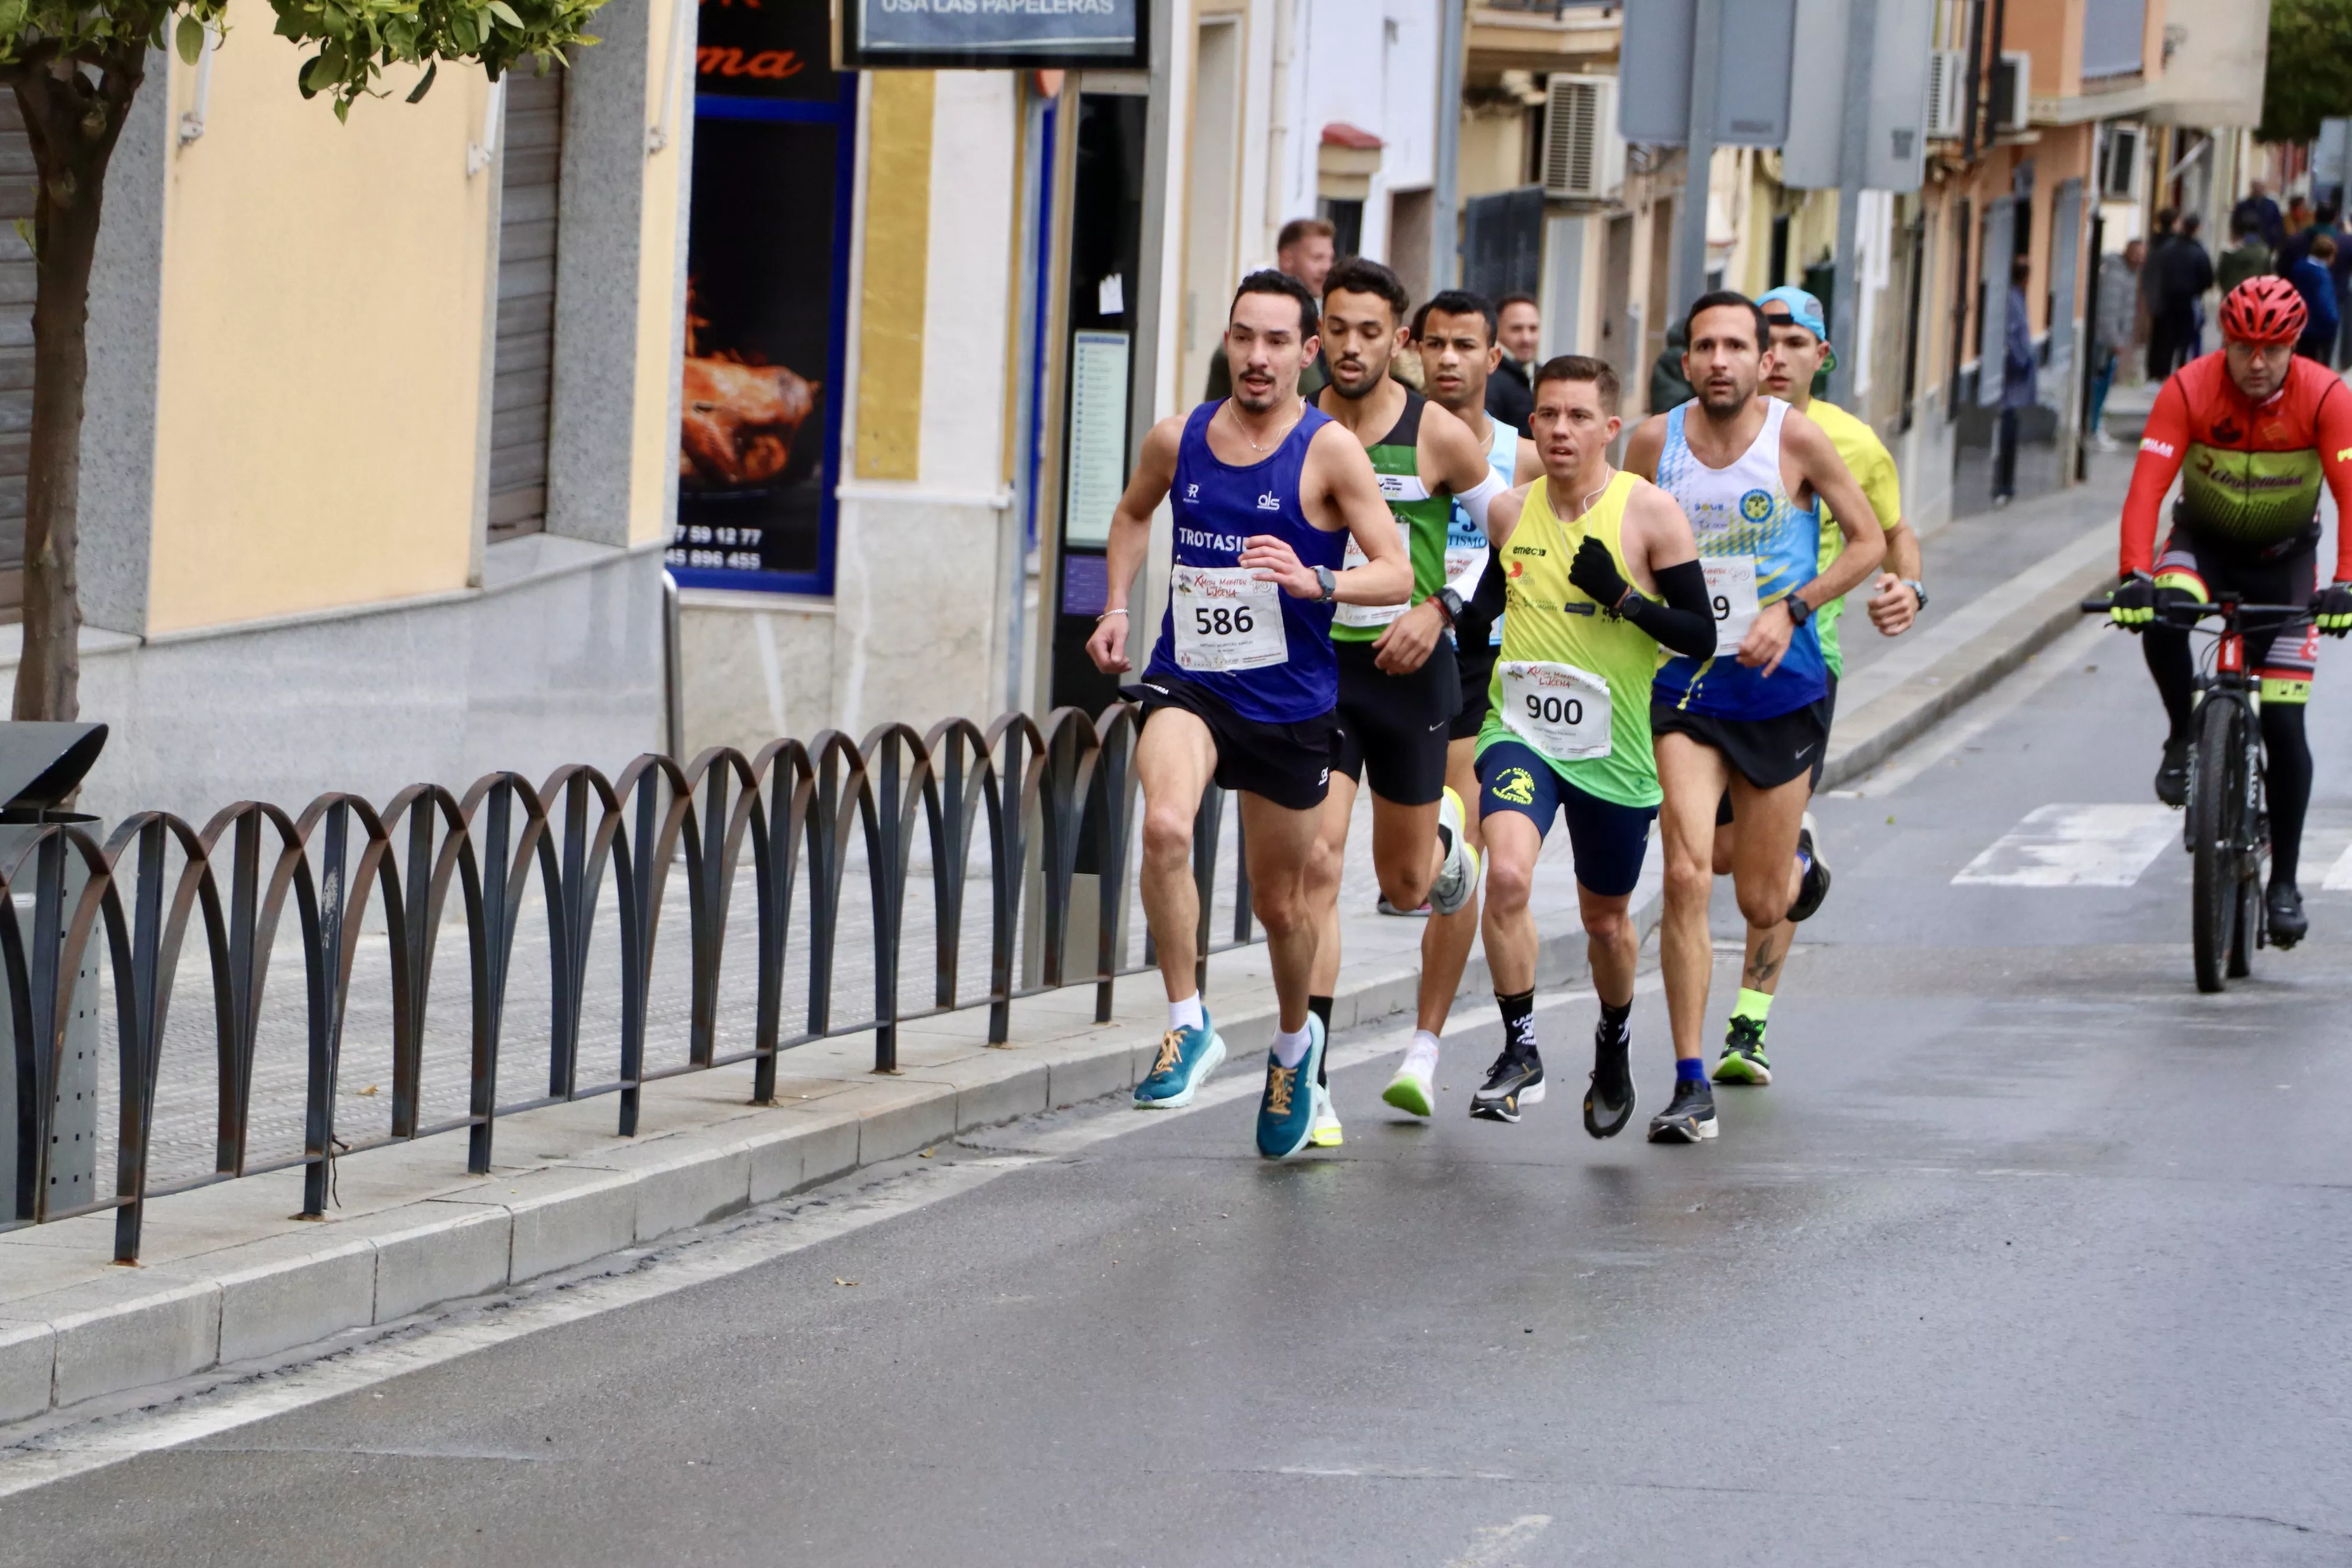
[0,700,1272,1263]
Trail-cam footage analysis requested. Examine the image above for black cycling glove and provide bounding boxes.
[2316,580,2352,636]
[2109,571,2157,630]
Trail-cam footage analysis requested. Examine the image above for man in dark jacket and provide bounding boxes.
[1483,293,1539,435]
[2232,180,2285,251]
[2150,212,2213,379]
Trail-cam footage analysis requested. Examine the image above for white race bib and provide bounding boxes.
[1500,660,1612,762]
[1703,556,1759,656]
[1171,566,1288,672]
[1334,518,1414,628]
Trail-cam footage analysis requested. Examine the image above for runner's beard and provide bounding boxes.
[1328,352,1387,399]
[1232,366,1288,413]
[1696,377,1755,417]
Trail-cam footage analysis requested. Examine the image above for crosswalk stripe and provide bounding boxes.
[2323,839,2352,891]
[1954,803,2180,887]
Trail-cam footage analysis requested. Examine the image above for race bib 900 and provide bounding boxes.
[1171,566,1288,672]
[1500,660,1612,762]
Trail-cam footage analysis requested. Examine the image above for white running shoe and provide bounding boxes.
[1381,1038,1440,1118]
[1427,786,1479,916]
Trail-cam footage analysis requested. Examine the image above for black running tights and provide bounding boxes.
[2144,628,2312,888]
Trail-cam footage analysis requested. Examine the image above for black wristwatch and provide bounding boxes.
[1784,594,1814,628]
[1314,565,1337,602]
[1435,586,1464,628]
[1902,579,1928,612]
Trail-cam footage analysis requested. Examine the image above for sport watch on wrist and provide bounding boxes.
[1435,586,1464,627]
[1315,565,1338,603]
[1784,594,1813,627]
[1902,579,1929,612]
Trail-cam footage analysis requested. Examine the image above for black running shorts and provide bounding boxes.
[1126,676,1336,813]
[1451,639,1497,741]
[1655,693,1832,795]
[1331,635,1458,806]
[1716,677,1838,824]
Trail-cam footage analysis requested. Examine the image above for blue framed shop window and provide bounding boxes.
[668,0,857,597]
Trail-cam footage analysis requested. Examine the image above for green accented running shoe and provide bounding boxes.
[1309,1103,1345,1148]
[1380,1038,1439,1118]
[1711,1014,1773,1086]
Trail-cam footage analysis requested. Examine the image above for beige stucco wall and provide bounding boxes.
[631,0,693,548]
[149,28,495,634]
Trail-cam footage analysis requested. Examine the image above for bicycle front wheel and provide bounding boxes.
[2190,694,2249,994]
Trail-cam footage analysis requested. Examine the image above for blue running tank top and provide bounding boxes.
[1651,398,1829,718]
[1145,401,1348,724]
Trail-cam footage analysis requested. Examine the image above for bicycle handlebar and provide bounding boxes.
[2077,596,2315,620]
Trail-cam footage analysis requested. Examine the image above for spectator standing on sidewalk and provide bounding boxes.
[1485,294,1540,437]
[1994,256,2037,507]
[1204,218,1336,401]
[2277,195,2315,267]
[2291,236,2342,362]
[2232,180,2285,251]
[2141,210,2178,379]
[2150,213,2213,380]
[2217,217,2274,299]
[1649,319,1693,414]
[2089,240,2142,451]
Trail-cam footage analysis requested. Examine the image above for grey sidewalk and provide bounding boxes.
[0,456,2138,1429]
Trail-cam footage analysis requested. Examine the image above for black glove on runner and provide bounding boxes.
[1567,535,1631,612]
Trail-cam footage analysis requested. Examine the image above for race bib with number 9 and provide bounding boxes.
[1171,566,1288,672]
[1703,556,1759,656]
[1499,660,1612,762]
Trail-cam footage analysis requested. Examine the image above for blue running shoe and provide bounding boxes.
[1133,1014,1226,1108]
[1256,1015,1328,1159]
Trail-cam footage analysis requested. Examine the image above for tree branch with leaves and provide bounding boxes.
[0,0,606,720]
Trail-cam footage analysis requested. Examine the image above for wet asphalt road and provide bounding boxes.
[2,622,2348,1566]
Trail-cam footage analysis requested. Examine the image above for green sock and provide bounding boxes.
[1732,988,1773,1037]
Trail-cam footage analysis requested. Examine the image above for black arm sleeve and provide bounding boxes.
[1615,559,1718,661]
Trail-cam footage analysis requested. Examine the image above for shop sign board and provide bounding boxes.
[835,0,1149,71]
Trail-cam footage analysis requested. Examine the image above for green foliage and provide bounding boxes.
[0,0,603,120]
[2259,0,2352,145]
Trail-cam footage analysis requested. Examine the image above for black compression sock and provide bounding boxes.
[2263,703,2313,887]
[1599,998,1632,1039]
[1497,988,1538,1057]
[2144,628,2197,744]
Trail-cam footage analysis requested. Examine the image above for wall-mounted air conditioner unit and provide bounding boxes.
[1543,74,1625,202]
[2101,123,2142,200]
[1988,50,2031,135]
[1925,49,1967,139]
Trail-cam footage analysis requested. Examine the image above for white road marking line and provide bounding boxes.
[1442,1514,1553,1567]
[1952,803,2180,887]
[1840,620,2108,798]
[2322,839,2352,891]
[0,986,1642,1502]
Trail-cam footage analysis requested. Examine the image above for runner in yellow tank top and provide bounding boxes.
[1465,356,1717,1133]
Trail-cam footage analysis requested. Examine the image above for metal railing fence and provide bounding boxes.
[1,703,1260,1263]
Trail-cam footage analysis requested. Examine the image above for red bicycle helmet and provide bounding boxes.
[2219,275,2308,345]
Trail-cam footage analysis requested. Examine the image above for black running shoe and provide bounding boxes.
[1471,1046,1545,1123]
[1647,1076,1718,1143]
[2268,881,2308,949]
[1583,1020,1635,1139]
[1786,812,1831,923]
[2154,740,2190,809]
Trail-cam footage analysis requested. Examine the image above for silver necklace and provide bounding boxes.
[1229,400,1302,453]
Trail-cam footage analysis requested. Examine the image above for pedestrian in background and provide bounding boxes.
[2232,179,2285,251]
[2278,194,2315,266]
[2150,213,2213,379]
[2291,236,2341,362]
[1485,293,1538,436]
[2216,216,2273,299]
[1649,319,1693,414]
[1204,217,1335,401]
[1994,256,2036,508]
[2089,240,2142,452]
[2141,208,2178,380]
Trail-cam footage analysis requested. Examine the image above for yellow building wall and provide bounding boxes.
[149,18,496,634]
[631,0,691,546]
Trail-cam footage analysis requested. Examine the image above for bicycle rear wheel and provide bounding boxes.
[2190,695,2249,993]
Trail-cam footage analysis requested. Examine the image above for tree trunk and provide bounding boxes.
[8,49,145,723]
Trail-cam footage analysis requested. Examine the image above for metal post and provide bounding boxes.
[661,569,684,757]
[1827,0,1878,409]
[1674,0,1723,322]
[1432,0,1466,292]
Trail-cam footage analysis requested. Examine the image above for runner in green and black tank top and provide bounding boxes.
[1298,259,1516,1145]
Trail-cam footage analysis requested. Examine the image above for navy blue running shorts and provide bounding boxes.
[1474,739,1657,898]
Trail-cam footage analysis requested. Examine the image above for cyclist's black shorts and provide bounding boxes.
[2152,524,2320,704]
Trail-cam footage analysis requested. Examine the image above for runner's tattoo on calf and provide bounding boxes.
[1744,936,1782,989]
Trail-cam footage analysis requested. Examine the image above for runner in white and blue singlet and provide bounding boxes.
[1087,269,1411,1162]
[1622,290,1886,1146]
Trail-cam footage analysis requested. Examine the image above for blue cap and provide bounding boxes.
[1757,285,1836,371]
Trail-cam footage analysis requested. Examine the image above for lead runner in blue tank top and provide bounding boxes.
[1621,290,1888,1146]
[1084,269,1411,1161]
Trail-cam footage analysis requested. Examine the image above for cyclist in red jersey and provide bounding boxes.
[2110,275,2352,945]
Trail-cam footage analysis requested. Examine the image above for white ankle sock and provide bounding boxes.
[1272,1025,1313,1067]
[1168,994,1204,1033]
[1404,1029,1441,1066]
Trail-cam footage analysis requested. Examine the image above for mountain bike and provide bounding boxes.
[2083,592,2308,993]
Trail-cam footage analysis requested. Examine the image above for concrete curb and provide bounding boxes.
[0,509,2120,1426]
